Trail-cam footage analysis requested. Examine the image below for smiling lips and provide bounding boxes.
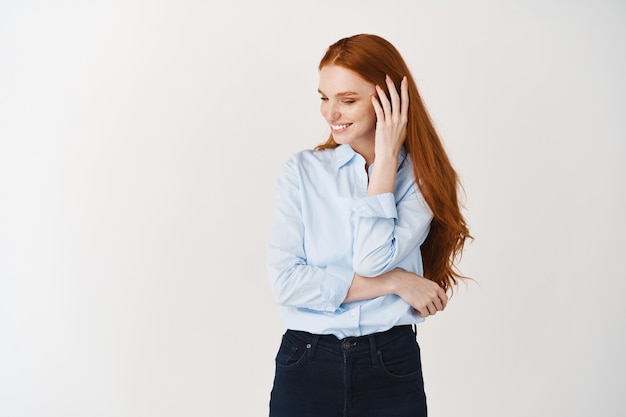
[331,123,353,132]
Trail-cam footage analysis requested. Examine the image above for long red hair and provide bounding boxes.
[316,34,471,291]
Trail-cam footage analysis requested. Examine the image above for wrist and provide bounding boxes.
[373,151,398,166]
[384,269,404,296]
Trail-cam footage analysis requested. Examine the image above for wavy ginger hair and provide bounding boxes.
[316,34,471,291]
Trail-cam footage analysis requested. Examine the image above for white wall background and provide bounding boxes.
[1,0,624,416]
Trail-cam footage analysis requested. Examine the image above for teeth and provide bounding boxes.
[332,123,351,130]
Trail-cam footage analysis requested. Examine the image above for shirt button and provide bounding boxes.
[350,311,356,317]
[342,341,351,350]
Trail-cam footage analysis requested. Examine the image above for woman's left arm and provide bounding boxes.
[352,75,432,277]
[352,183,432,277]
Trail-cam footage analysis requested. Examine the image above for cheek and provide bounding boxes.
[350,103,374,122]
[362,105,377,127]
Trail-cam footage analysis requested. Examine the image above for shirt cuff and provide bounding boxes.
[352,193,398,219]
[320,265,354,312]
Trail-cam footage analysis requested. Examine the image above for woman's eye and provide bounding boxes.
[320,97,328,101]
[342,100,355,105]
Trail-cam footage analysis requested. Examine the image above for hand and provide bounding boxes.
[392,269,448,317]
[371,75,409,159]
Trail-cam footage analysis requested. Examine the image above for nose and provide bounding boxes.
[322,100,340,122]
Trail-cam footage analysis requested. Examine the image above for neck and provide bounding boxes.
[351,141,375,172]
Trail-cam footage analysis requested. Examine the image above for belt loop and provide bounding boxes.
[368,334,379,367]
[307,334,320,362]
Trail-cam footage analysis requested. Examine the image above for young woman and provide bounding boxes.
[267,34,470,417]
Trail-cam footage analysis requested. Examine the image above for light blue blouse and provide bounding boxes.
[268,144,433,338]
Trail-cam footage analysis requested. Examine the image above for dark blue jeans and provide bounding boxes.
[269,325,427,417]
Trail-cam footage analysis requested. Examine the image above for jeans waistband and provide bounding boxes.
[285,325,415,365]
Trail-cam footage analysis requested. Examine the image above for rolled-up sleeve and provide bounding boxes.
[352,192,398,219]
[352,184,433,277]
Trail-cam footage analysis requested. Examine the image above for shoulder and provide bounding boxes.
[397,154,431,211]
[282,147,337,173]
[290,147,336,164]
[275,148,337,194]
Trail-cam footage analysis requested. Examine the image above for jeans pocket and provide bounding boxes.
[275,332,308,368]
[377,337,422,379]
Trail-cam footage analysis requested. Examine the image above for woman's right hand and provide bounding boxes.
[391,269,448,317]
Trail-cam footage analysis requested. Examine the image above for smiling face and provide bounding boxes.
[318,65,377,156]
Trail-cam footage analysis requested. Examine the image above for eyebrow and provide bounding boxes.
[317,89,360,97]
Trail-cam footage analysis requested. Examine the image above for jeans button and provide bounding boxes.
[342,341,351,350]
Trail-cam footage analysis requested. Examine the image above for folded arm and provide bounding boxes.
[345,270,447,317]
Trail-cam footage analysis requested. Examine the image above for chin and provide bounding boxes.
[331,134,352,145]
